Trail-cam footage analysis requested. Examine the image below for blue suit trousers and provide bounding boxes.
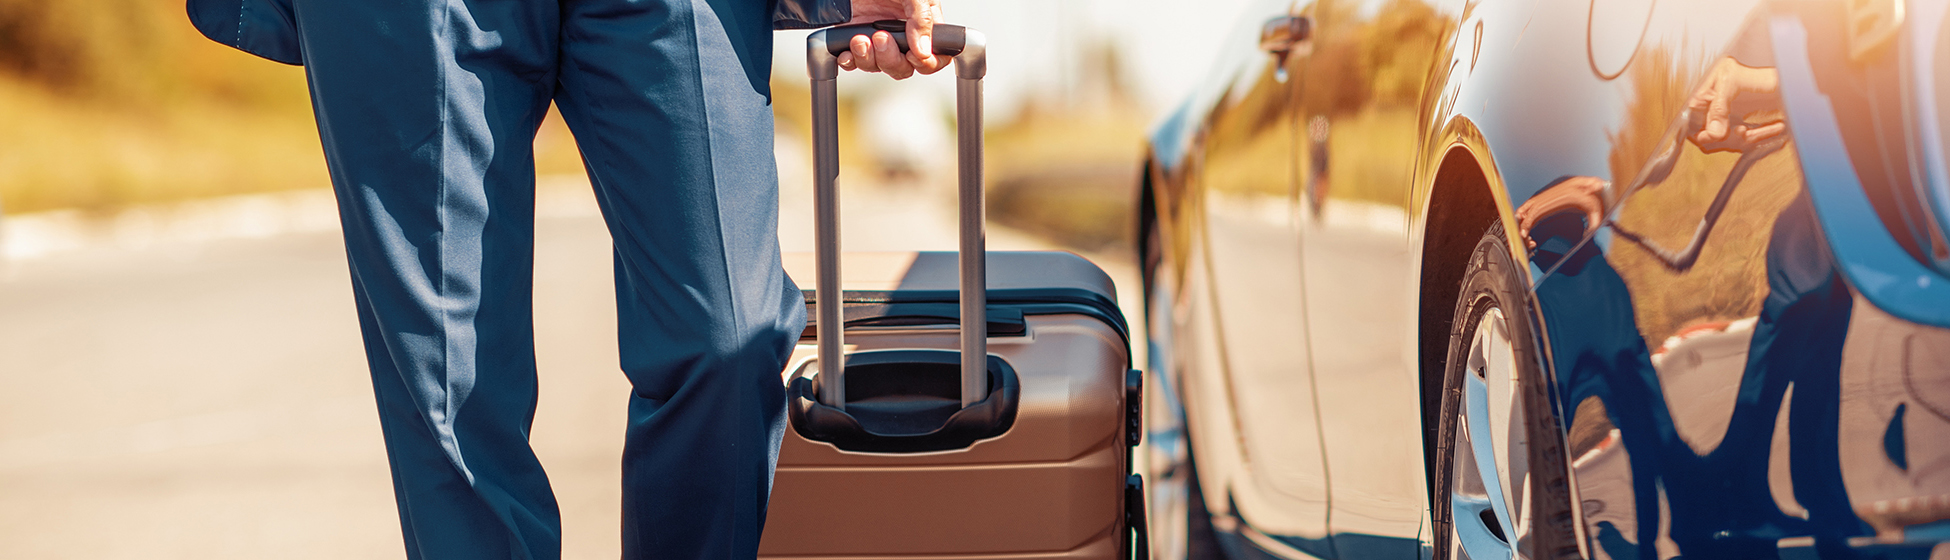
[289,1,808,558]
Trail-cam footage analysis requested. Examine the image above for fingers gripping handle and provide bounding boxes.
[821,20,969,57]
[806,24,989,410]
[807,23,988,80]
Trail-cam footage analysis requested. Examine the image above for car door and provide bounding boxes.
[1189,0,1332,545]
[1289,0,1460,547]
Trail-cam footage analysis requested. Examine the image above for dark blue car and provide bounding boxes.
[1135,1,1950,559]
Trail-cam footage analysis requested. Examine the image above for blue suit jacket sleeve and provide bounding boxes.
[772,0,850,29]
[187,0,845,65]
[187,0,303,65]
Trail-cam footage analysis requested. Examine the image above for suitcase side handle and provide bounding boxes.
[806,23,989,410]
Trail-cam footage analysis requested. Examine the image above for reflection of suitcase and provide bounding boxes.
[755,21,1145,560]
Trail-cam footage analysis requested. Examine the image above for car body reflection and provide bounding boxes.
[1136,1,1950,559]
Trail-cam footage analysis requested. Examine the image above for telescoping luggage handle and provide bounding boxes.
[806,21,989,410]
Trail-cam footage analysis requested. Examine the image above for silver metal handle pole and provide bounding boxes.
[954,44,988,406]
[805,27,989,410]
[807,32,847,409]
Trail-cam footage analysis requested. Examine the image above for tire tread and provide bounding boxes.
[1432,223,1581,560]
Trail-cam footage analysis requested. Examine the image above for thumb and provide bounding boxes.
[907,0,936,66]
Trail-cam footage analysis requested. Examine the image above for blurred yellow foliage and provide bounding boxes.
[0,1,840,215]
[0,0,326,213]
[985,99,1148,250]
[981,40,1149,251]
[1195,0,1452,210]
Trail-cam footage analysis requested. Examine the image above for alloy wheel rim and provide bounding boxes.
[1449,306,1530,560]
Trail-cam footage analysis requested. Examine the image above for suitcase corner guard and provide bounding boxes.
[787,349,1020,453]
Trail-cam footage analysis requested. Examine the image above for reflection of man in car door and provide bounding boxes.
[1671,54,1865,560]
[1519,45,1866,558]
[1521,176,1676,560]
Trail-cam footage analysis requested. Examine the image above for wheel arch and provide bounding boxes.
[1414,144,1504,505]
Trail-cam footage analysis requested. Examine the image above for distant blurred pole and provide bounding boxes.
[1055,0,1073,106]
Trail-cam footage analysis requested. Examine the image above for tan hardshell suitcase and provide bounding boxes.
[756,21,1146,560]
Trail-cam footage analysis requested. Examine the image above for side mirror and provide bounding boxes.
[1259,15,1313,56]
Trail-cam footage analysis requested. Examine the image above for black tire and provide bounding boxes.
[1431,223,1579,560]
[1141,215,1224,560]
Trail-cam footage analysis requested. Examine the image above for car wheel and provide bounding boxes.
[1432,223,1579,560]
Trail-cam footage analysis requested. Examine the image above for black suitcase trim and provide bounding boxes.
[800,302,1030,339]
[802,287,1130,350]
[787,350,1021,453]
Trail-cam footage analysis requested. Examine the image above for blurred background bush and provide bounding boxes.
[0,0,325,213]
[0,0,1242,254]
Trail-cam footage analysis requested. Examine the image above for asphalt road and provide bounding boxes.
[0,149,1140,559]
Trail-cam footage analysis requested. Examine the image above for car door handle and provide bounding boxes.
[1260,15,1313,55]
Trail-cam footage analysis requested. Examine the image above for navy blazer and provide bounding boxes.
[186,0,852,65]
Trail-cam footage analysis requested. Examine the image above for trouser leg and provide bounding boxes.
[553,0,804,557]
[293,1,564,558]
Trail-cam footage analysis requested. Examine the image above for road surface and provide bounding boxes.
[0,146,1140,559]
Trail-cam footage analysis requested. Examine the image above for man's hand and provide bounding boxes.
[839,0,947,79]
[1686,57,1784,153]
[1515,176,1609,250]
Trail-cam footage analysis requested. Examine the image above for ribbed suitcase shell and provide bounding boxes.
[759,251,1132,559]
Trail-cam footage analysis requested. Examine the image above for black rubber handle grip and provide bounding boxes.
[822,20,967,57]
